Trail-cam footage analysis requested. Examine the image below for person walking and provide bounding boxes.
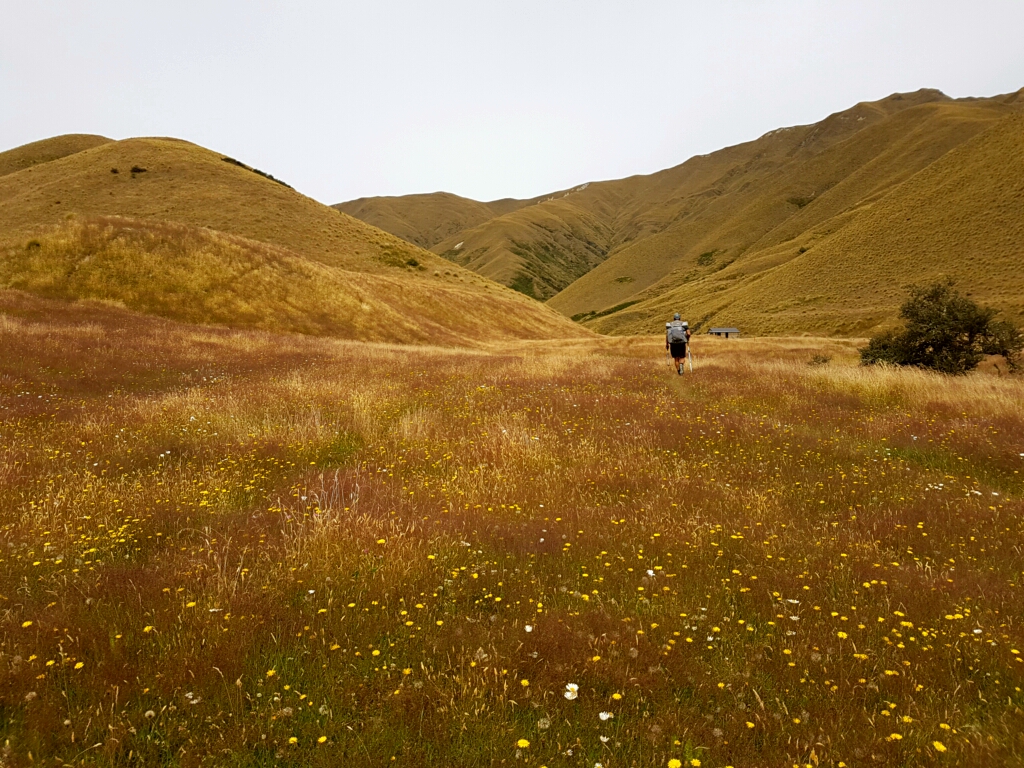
[665,313,691,375]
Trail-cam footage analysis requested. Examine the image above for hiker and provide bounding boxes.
[665,313,691,375]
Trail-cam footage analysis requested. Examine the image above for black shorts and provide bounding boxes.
[669,342,688,359]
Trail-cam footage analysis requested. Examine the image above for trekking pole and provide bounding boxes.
[687,345,694,373]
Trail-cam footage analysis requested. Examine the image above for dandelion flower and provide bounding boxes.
[266,669,277,678]
[288,736,298,745]
[521,679,529,687]
[612,692,622,700]
[74,662,84,670]
[668,762,682,768]
[516,738,530,748]
[21,621,33,628]
[143,625,155,633]
[837,631,848,639]
[318,736,327,744]
[933,740,947,752]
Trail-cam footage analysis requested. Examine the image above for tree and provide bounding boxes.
[861,281,1022,374]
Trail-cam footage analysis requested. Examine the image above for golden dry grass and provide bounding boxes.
[0,134,111,179]
[0,136,585,344]
[0,135,447,273]
[334,192,535,251]
[0,216,584,343]
[596,110,1024,337]
[2,295,1022,766]
[337,89,1024,331]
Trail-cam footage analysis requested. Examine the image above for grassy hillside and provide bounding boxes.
[0,133,111,178]
[338,89,1024,331]
[433,188,614,299]
[0,136,585,343]
[333,192,535,250]
[589,108,1024,336]
[1,216,583,343]
[337,183,601,300]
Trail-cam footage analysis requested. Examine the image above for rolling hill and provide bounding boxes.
[338,88,1024,333]
[0,135,585,343]
[334,191,537,250]
[0,133,111,178]
[598,108,1024,337]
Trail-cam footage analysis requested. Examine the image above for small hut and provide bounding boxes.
[708,327,740,338]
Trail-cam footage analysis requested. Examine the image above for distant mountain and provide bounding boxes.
[334,191,536,250]
[0,136,585,343]
[338,88,1024,334]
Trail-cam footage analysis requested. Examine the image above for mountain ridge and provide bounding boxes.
[336,87,1024,333]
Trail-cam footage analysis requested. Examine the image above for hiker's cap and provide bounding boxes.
[673,313,681,320]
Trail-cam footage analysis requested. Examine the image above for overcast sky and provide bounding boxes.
[2,1,1022,204]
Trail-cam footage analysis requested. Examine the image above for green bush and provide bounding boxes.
[861,281,1022,374]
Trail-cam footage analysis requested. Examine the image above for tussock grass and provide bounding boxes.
[2,299,1023,766]
[0,134,586,344]
[0,217,582,343]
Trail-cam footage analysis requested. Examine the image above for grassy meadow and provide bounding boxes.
[2,293,1023,766]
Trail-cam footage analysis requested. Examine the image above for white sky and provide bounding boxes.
[2,1,1022,204]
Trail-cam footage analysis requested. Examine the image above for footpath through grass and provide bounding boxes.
[2,298,1023,767]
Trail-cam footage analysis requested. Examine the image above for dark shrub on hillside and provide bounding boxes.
[861,281,1022,374]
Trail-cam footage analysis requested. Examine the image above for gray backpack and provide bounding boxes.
[667,323,688,343]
